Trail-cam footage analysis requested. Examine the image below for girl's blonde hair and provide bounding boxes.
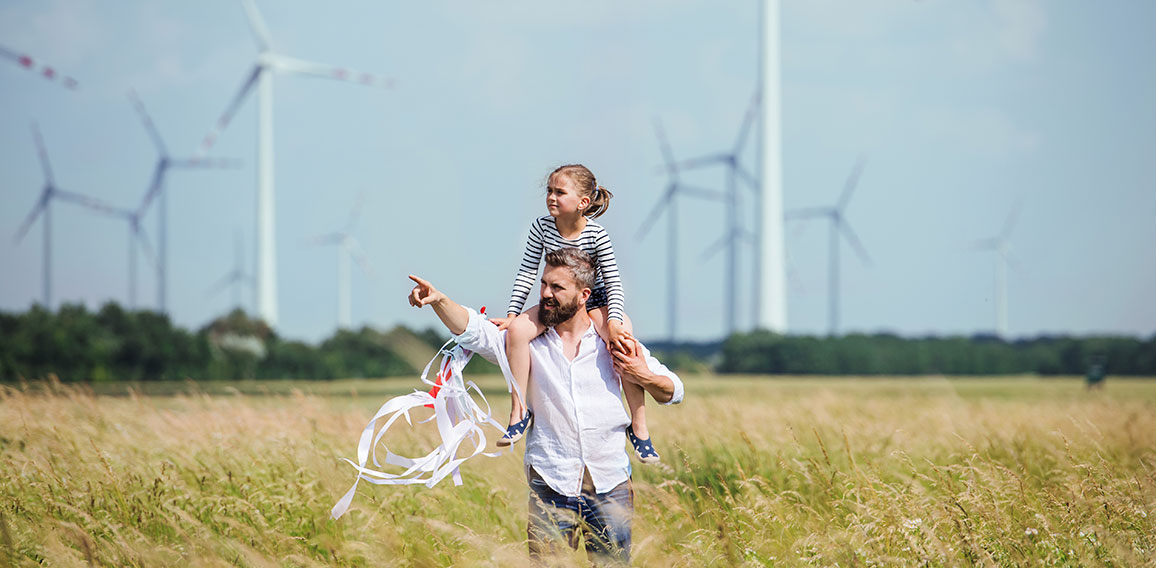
[549,164,613,219]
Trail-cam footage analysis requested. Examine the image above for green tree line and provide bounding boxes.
[0,303,456,382]
[718,331,1156,376]
[3,303,1153,380]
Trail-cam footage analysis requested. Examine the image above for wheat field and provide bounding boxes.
[1,375,1153,567]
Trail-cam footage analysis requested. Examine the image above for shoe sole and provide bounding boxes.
[496,432,523,447]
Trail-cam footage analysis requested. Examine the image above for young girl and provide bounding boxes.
[492,163,659,464]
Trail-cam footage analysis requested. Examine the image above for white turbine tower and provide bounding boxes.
[757,0,788,333]
[13,124,114,308]
[672,94,760,336]
[638,120,726,341]
[195,0,393,328]
[785,156,871,336]
[128,90,238,313]
[307,197,374,330]
[972,205,1021,338]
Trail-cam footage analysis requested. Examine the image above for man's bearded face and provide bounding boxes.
[537,292,582,327]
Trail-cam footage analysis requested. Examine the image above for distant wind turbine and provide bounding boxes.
[306,196,375,330]
[205,230,253,311]
[194,0,394,328]
[0,44,79,90]
[972,204,1021,338]
[70,200,157,309]
[638,119,726,341]
[13,123,118,309]
[127,90,239,313]
[674,93,760,335]
[786,156,871,336]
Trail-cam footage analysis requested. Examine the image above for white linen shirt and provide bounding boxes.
[452,307,684,497]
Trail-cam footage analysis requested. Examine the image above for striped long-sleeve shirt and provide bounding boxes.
[507,216,625,322]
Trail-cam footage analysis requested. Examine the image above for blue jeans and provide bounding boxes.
[526,466,633,565]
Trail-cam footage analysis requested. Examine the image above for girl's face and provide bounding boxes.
[546,173,590,218]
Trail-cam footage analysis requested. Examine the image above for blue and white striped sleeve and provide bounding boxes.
[591,226,626,322]
[507,219,545,316]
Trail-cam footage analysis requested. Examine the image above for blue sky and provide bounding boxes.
[1,1,1154,342]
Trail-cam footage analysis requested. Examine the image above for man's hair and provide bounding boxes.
[543,247,596,290]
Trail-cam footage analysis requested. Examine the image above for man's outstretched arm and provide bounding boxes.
[408,275,469,335]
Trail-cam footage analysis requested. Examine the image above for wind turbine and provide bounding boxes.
[972,205,1020,337]
[194,0,393,328]
[127,90,238,313]
[70,201,157,309]
[307,196,375,330]
[13,123,118,309]
[638,119,726,341]
[0,44,80,90]
[785,156,871,336]
[674,93,760,336]
[205,230,253,311]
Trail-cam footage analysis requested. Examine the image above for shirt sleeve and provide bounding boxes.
[507,219,545,316]
[637,342,684,405]
[451,307,506,367]
[590,226,626,322]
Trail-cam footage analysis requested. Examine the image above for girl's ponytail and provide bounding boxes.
[586,184,613,219]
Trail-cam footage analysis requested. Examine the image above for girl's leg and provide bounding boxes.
[504,308,546,437]
[590,308,650,440]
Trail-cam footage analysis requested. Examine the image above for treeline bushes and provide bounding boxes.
[4,303,1154,380]
[719,331,1156,376]
[0,303,447,382]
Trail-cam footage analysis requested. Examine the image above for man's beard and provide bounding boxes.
[537,296,582,327]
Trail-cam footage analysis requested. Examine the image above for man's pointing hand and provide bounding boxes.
[408,275,443,308]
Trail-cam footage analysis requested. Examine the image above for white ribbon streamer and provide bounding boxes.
[331,333,520,520]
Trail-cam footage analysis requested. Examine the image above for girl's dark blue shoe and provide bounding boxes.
[497,411,533,447]
[626,425,660,464]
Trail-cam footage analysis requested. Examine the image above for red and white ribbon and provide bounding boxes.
[331,319,520,520]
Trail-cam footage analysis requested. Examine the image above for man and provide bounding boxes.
[407,247,684,564]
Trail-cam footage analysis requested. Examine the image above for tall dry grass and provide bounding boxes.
[1,376,1153,566]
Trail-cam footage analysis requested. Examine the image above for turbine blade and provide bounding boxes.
[31,122,54,184]
[55,190,127,219]
[305,232,345,246]
[674,184,726,202]
[0,44,80,90]
[732,90,760,153]
[699,233,731,261]
[348,239,378,279]
[127,89,168,156]
[636,189,673,240]
[969,237,1000,251]
[195,65,262,158]
[133,224,158,268]
[345,192,366,231]
[836,154,868,211]
[734,164,758,192]
[1000,202,1022,240]
[677,154,729,171]
[169,157,243,169]
[272,54,394,88]
[785,207,832,220]
[13,193,48,243]
[135,165,166,217]
[653,118,677,174]
[204,271,238,298]
[839,221,872,265]
[241,0,274,51]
